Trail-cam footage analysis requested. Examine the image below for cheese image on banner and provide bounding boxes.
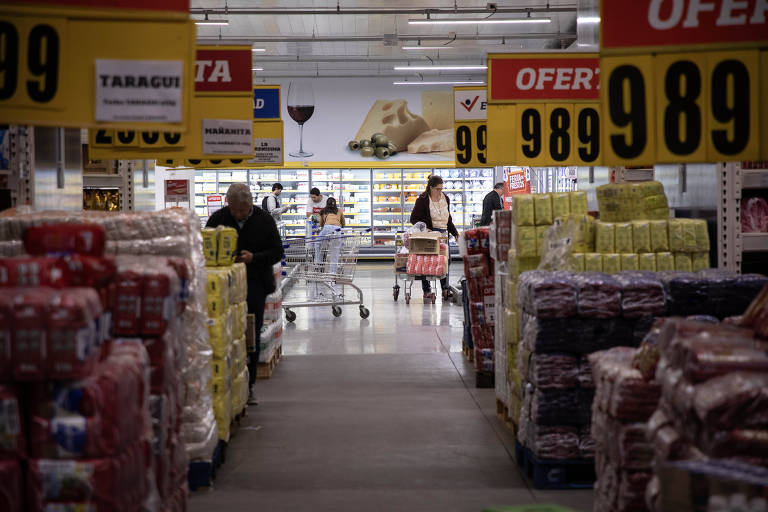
[421,91,455,129]
[202,119,253,155]
[95,59,183,123]
[354,99,430,151]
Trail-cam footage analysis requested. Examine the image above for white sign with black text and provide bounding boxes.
[95,59,183,123]
[248,138,282,164]
[454,89,487,121]
[201,119,253,155]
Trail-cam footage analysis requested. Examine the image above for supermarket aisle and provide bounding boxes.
[189,263,593,512]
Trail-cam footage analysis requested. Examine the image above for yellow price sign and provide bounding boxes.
[486,104,515,166]
[454,121,487,167]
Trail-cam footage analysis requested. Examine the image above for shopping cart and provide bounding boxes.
[280,226,371,321]
[392,232,457,305]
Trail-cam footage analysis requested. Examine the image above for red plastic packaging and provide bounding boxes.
[0,258,70,288]
[141,265,180,337]
[0,459,22,512]
[10,288,50,380]
[114,270,143,336]
[0,385,24,458]
[47,288,102,381]
[23,223,106,257]
[0,293,12,380]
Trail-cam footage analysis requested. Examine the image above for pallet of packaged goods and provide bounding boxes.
[257,280,285,379]
[0,210,217,512]
[514,439,596,490]
[460,278,474,362]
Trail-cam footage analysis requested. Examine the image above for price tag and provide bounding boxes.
[89,129,185,153]
[486,104,515,165]
[515,104,548,167]
[454,122,487,167]
[545,103,575,164]
[574,104,601,164]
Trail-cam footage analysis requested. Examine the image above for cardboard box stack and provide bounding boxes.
[203,227,249,443]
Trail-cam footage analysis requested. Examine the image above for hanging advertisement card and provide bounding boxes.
[201,119,253,155]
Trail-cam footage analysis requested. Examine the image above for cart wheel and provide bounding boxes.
[285,309,297,322]
[332,305,342,317]
[359,306,370,319]
[405,293,411,304]
[393,288,400,301]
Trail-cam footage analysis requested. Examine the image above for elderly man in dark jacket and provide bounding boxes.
[206,183,284,405]
[479,182,504,226]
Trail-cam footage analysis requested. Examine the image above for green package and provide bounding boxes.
[632,220,652,253]
[638,253,657,272]
[643,193,669,212]
[621,253,639,271]
[516,226,538,257]
[692,219,710,251]
[674,252,693,271]
[650,220,669,252]
[551,193,570,219]
[615,222,634,253]
[693,252,710,271]
[569,190,589,215]
[595,222,616,253]
[668,219,684,252]
[603,253,621,273]
[534,194,553,226]
[571,252,586,272]
[512,194,535,226]
[681,219,698,252]
[535,225,549,256]
[656,252,674,271]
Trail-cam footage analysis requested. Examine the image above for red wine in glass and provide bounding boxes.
[288,81,315,158]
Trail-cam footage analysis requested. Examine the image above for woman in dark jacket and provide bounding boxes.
[409,175,459,301]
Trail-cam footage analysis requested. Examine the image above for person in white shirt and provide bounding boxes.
[306,187,328,223]
[262,183,288,222]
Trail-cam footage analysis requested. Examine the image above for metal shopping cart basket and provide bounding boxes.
[392,232,457,305]
[280,226,371,321]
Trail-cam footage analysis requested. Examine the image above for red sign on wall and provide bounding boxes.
[489,54,600,102]
[165,179,189,202]
[602,0,768,52]
[194,49,252,93]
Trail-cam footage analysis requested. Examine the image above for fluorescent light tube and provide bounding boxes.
[401,46,455,50]
[394,65,487,71]
[408,17,550,25]
[577,16,601,24]
[195,19,229,25]
[394,81,486,85]
[252,48,266,52]
[252,67,264,71]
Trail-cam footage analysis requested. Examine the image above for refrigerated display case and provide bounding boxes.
[337,169,372,246]
[268,168,309,237]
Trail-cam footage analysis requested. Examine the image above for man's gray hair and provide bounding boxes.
[226,183,253,207]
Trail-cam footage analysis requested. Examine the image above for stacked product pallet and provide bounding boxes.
[512,269,768,490]
[258,263,285,378]
[201,227,249,443]
[0,221,190,511]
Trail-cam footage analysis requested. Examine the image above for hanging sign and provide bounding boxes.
[502,167,531,209]
[165,179,189,202]
[599,0,768,164]
[453,86,487,167]
[253,85,282,119]
[88,46,256,160]
[486,53,602,166]
[0,1,195,130]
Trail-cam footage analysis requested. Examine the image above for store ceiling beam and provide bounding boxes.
[251,56,487,63]
[190,5,577,16]
[198,32,576,44]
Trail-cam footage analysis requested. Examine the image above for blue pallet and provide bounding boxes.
[188,440,225,491]
[514,440,595,490]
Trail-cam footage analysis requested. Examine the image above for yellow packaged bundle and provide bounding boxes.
[585,253,603,272]
[207,316,231,358]
[603,253,621,274]
[633,180,665,197]
[648,207,671,220]
[681,219,698,252]
[692,219,710,251]
[668,219,684,252]
[505,277,517,310]
[516,226,538,258]
[216,226,238,266]
[211,353,232,379]
[212,374,231,398]
[656,252,675,271]
[505,309,518,346]
[556,214,595,253]
[232,336,247,373]
[571,252,586,272]
[632,221,652,253]
[535,225,549,256]
[511,194,535,226]
[693,252,710,271]
[533,194,553,226]
[638,253,657,272]
[597,183,631,222]
[569,190,589,215]
[201,228,218,266]
[551,193,570,219]
[519,257,540,274]
[206,270,230,318]
[674,252,693,271]
[615,222,634,253]
[595,222,616,253]
[643,194,669,212]
[650,220,669,252]
[232,262,248,303]
[621,253,639,271]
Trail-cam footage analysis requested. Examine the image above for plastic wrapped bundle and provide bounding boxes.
[742,196,768,233]
[517,270,577,318]
[574,272,622,318]
[579,355,595,389]
[669,334,768,384]
[0,385,23,458]
[579,425,595,458]
[529,353,580,389]
[692,372,768,432]
[590,347,661,422]
[0,459,23,512]
[526,423,580,459]
[531,387,592,426]
[699,269,768,319]
[613,271,666,318]
[659,271,711,317]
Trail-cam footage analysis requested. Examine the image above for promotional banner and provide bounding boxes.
[453,86,487,167]
[503,167,531,209]
[487,53,602,166]
[0,1,195,130]
[599,1,767,164]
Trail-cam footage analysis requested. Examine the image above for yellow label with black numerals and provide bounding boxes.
[574,104,602,165]
[545,103,575,165]
[515,104,548,167]
[600,54,657,166]
[486,104,515,166]
[453,121,487,167]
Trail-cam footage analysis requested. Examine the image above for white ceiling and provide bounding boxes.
[191,1,579,79]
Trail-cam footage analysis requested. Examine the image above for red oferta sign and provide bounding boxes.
[488,54,600,102]
[0,0,189,11]
[194,48,252,93]
[602,0,768,51]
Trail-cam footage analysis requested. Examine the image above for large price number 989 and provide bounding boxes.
[518,104,600,165]
[455,124,487,165]
[0,18,61,106]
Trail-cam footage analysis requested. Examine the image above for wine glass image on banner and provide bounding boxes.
[287,81,315,158]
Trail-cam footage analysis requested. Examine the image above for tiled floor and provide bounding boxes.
[189,263,594,512]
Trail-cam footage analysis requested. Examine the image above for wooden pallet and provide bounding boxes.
[256,345,282,379]
[462,343,474,362]
[495,398,518,436]
[514,440,595,490]
[188,440,225,491]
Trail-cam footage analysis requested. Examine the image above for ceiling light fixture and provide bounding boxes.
[577,16,601,24]
[394,65,487,71]
[252,48,266,52]
[394,80,486,85]
[195,13,229,25]
[252,67,264,71]
[408,17,550,25]
[401,46,455,50]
